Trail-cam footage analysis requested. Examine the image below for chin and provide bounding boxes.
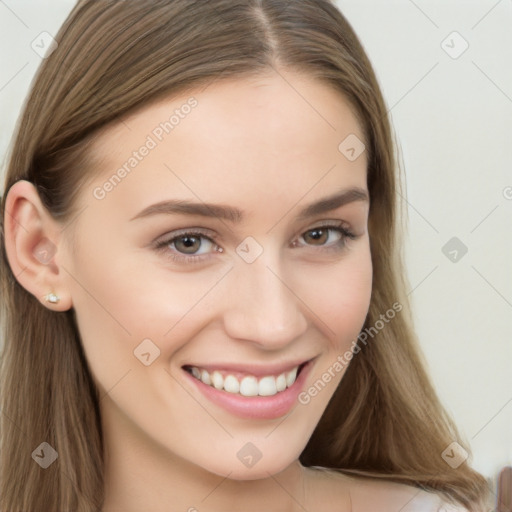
[199,448,299,481]
[216,461,292,481]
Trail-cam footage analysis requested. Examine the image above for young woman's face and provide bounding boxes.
[61,70,372,479]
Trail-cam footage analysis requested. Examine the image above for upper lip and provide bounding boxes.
[182,357,315,378]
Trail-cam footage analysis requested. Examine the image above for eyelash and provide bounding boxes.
[153,221,357,264]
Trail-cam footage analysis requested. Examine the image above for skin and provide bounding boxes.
[6,68,382,511]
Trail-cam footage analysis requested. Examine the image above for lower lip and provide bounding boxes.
[182,361,313,420]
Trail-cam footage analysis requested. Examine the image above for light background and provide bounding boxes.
[0,0,510,492]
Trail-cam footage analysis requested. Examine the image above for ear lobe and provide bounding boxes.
[3,180,73,311]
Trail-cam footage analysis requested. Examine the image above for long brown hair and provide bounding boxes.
[0,1,491,510]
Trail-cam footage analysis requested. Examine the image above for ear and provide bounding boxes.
[3,180,73,311]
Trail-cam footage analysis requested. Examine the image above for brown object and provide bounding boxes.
[497,467,512,512]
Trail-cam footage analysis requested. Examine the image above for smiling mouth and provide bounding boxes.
[182,362,308,397]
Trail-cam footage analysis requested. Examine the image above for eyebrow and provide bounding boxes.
[130,187,369,223]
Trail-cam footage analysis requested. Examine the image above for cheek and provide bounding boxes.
[301,244,373,346]
[65,242,225,392]
[295,247,372,412]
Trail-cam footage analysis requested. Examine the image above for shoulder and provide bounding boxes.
[304,466,469,512]
[347,474,469,512]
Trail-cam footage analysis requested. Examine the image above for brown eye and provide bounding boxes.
[303,228,329,246]
[155,230,220,262]
[293,223,356,252]
[174,235,202,254]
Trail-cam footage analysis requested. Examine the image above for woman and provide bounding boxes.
[0,1,491,511]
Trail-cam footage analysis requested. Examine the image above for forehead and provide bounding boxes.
[82,70,368,220]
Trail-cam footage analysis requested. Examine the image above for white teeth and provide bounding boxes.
[223,375,240,394]
[211,371,224,390]
[201,370,211,386]
[258,376,277,396]
[286,367,298,387]
[239,376,259,397]
[187,364,302,396]
[276,373,287,392]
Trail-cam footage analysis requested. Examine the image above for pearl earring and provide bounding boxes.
[44,292,60,304]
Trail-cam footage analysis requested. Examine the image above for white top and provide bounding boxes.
[400,490,469,511]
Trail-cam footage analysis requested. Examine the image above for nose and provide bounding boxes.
[221,253,308,350]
